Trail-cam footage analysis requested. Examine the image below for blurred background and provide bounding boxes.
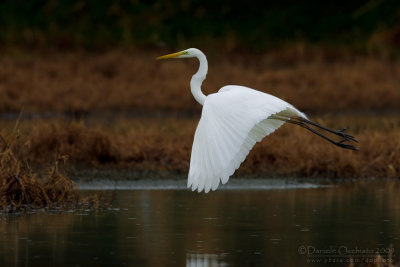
[0,0,399,178]
[1,0,400,52]
[1,3,400,266]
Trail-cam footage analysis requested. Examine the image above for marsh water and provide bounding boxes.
[1,179,399,266]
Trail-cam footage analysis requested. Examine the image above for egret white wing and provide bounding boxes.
[188,86,307,193]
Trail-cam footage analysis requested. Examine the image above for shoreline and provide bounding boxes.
[1,48,399,185]
[76,176,400,191]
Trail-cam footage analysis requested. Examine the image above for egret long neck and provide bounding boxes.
[190,52,207,105]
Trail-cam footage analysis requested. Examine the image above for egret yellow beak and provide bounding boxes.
[156,51,187,60]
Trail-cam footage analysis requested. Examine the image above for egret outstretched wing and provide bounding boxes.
[188,86,306,193]
[157,48,358,194]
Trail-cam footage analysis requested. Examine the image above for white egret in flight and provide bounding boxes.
[157,48,358,193]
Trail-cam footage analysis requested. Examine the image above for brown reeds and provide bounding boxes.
[2,114,398,180]
[0,47,399,114]
[0,47,399,182]
[0,124,79,212]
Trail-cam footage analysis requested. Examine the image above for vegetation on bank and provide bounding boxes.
[0,123,112,212]
[0,48,399,114]
[1,114,398,180]
[0,48,399,183]
[0,47,398,211]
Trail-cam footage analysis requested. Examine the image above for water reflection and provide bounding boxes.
[0,180,399,266]
[186,253,227,267]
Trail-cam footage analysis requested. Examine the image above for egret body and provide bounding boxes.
[157,48,358,193]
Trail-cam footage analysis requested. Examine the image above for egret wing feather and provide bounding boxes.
[188,86,306,193]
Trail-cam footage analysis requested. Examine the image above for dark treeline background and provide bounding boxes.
[1,0,399,51]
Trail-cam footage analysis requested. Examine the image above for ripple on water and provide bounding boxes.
[78,178,329,191]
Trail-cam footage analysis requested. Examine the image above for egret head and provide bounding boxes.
[156,48,199,60]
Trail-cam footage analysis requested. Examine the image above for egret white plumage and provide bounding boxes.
[157,48,358,193]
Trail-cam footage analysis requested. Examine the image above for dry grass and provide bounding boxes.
[0,47,399,114]
[0,47,399,180]
[0,122,110,212]
[1,114,398,180]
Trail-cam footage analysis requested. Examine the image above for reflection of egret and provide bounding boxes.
[186,253,223,267]
[157,48,358,193]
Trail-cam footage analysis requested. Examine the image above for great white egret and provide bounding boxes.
[157,48,358,193]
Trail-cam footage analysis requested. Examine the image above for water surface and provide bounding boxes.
[0,179,399,266]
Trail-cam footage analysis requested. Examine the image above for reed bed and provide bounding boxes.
[0,47,399,114]
[0,123,113,212]
[0,48,399,187]
[0,129,75,211]
[1,114,398,180]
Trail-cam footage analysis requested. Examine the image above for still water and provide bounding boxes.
[0,179,399,266]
